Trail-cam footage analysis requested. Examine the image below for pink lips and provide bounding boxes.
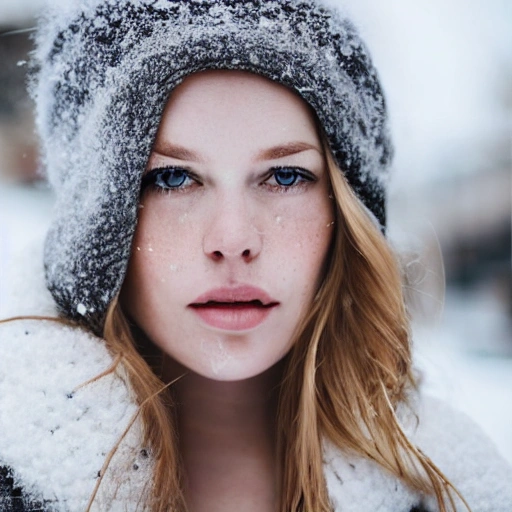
[189,286,279,331]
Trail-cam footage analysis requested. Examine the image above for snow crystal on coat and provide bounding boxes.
[0,320,151,510]
[1,240,512,509]
[0,251,152,510]
[323,396,512,511]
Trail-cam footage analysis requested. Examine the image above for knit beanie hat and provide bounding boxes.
[31,0,392,333]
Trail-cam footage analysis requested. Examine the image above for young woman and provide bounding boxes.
[0,1,511,511]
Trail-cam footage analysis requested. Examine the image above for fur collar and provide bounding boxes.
[1,243,511,511]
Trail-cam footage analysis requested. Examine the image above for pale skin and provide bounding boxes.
[121,71,333,511]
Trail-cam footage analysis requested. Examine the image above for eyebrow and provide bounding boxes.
[152,142,205,163]
[255,141,322,161]
[151,140,322,163]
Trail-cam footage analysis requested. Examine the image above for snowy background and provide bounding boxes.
[1,0,511,465]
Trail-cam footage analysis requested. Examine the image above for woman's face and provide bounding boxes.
[121,70,334,381]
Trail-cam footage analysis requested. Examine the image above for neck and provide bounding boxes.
[166,359,283,512]
[170,359,282,447]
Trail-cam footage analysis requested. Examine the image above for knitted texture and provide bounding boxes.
[2,247,512,511]
[31,0,392,332]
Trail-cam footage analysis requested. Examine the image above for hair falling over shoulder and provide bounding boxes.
[95,142,470,512]
[275,141,469,512]
[100,300,187,512]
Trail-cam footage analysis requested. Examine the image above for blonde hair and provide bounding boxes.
[93,139,469,511]
[1,144,469,511]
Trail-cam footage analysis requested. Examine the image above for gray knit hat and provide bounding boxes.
[32,0,392,333]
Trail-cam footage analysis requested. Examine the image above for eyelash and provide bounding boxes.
[263,166,316,190]
[141,167,195,194]
[140,166,316,194]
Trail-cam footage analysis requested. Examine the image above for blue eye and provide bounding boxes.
[158,168,188,188]
[266,167,315,188]
[274,168,298,186]
[141,167,192,192]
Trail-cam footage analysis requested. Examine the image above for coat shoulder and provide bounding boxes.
[324,394,512,512]
[0,319,151,511]
[411,395,512,511]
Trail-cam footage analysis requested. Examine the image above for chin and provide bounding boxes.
[195,363,271,382]
[178,354,286,382]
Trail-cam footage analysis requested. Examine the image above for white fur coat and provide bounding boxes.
[0,246,511,511]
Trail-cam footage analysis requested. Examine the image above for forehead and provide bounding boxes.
[154,70,322,157]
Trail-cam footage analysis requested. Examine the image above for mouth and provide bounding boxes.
[189,287,279,331]
[190,299,278,309]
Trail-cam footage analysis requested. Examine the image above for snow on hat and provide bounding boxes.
[31,0,392,332]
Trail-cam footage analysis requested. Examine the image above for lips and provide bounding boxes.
[189,286,279,331]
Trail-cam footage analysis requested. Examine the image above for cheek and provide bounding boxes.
[265,192,333,286]
[131,203,200,278]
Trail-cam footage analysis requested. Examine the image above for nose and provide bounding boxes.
[203,194,262,263]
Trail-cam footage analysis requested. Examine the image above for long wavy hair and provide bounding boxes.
[1,138,469,511]
[91,134,469,512]
[0,0,472,508]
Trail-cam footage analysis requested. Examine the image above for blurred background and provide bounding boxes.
[0,0,511,462]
